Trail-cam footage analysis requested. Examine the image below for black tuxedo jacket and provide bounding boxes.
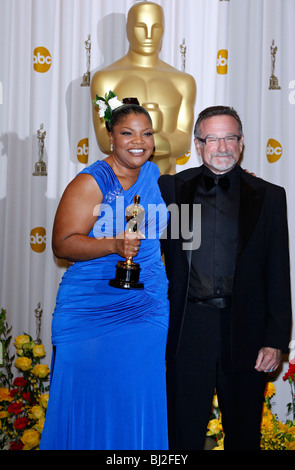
[159,165,292,371]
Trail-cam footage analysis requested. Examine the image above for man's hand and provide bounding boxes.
[255,347,282,373]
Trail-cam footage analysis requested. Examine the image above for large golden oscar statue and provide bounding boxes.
[91,1,196,175]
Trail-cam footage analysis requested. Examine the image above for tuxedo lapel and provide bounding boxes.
[236,170,265,259]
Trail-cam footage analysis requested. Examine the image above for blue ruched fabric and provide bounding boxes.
[40,161,169,450]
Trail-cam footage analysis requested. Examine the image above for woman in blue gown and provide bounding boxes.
[40,99,169,450]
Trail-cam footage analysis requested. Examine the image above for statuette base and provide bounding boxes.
[109,261,144,290]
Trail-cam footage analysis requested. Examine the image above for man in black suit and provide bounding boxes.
[159,106,292,450]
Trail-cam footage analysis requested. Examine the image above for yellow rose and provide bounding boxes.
[15,356,32,371]
[0,410,9,419]
[40,393,49,409]
[29,405,45,421]
[207,419,223,436]
[33,344,45,358]
[21,428,41,450]
[14,335,30,349]
[34,416,45,434]
[0,387,13,402]
[31,364,50,378]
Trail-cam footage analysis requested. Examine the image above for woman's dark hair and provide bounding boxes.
[106,98,152,133]
[194,105,243,138]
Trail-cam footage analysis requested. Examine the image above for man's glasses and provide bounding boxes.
[197,135,241,146]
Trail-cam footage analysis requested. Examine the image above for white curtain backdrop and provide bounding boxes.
[0,0,294,422]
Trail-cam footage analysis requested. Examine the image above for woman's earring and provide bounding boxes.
[110,143,113,151]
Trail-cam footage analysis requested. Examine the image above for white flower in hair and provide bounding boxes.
[108,96,123,110]
[93,90,124,123]
[96,100,107,117]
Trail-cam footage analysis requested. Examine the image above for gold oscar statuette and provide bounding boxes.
[81,34,91,87]
[33,123,47,176]
[34,302,43,345]
[90,1,196,175]
[269,39,281,90]
[109,195,145,289]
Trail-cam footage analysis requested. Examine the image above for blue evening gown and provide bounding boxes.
[39,161,169,450]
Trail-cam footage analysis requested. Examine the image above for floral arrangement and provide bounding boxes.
[207,376,295,450]
[260,381,295,450]
[0,308,50,450]
[93,90,123,122]
[283,361,295,422]
[206,394,223,450]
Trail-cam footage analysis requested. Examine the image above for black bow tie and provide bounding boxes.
[204,174,230,191]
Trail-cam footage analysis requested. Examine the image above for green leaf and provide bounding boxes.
[108,90,116,99]
[104,107,112,122]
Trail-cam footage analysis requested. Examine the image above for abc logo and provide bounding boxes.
[33,47,52,73]
[266,138,282,163]
[30,227,46,253]
[77,138,89,164]
[176,150,191,166]
[217,49,228,74]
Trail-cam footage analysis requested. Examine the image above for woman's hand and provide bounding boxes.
[115,230,145,259]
